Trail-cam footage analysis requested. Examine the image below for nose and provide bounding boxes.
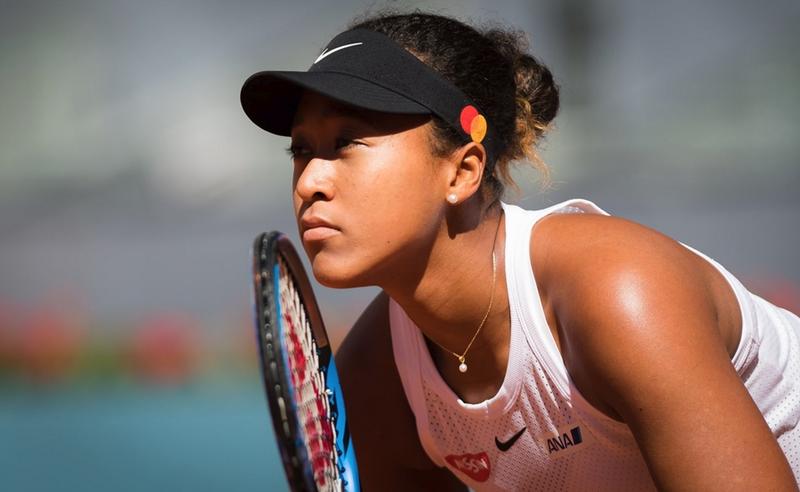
[294,157,335,203]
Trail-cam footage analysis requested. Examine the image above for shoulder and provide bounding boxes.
[336,292,419,462]
[530,210,699,280]
[526,212,798,488]
[529,212,722,413]
[337,291,391,376]
[530,211,714,314]
[336,292,464,489]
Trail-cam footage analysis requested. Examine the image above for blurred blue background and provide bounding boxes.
[1,0,798,490]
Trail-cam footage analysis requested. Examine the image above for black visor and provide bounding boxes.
[241,28,496,164]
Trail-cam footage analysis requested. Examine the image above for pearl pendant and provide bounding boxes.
[458,362,468,373]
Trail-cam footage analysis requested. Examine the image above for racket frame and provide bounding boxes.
[251,231,358,492]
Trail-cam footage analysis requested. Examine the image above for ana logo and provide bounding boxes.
[444,452,491,482]
[545,426,584,455]
[313,42,363,64]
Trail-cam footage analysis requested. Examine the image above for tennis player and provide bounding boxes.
[241,11,800,491]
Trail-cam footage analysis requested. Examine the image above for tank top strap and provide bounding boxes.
[500,199,609,397]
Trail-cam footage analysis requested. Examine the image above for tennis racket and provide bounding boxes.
[251,231,360,492]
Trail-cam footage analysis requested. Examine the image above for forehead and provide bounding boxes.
[291,90,432,136]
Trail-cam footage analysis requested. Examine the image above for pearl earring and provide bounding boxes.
[447,193,458,204]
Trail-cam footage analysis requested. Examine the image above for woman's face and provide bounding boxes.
[289,91,450,288]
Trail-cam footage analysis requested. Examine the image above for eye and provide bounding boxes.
[285,143,310,159]
[335,137,358,150]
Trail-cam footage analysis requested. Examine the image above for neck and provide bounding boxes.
[381,200,510,393]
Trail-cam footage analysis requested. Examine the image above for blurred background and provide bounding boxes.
[1,0,798,490]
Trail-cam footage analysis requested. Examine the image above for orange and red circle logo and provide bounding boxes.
[460,105,487,144]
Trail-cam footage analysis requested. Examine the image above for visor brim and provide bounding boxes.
[240,71,432,136]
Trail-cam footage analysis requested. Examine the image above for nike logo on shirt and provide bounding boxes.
[313,42,363,64]
[495,426,526,452]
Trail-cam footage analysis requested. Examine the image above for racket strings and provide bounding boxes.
[279,259,343,491]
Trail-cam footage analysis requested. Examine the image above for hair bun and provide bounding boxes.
[484,28,559,139]
[514,54,560,134]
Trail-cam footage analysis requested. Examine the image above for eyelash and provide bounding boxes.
[285,145,305,159]
[336,137,359,150]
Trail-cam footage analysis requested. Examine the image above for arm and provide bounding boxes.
[335,292,467,491]
[534,213,797,491]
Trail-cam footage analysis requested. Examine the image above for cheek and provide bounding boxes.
[373,135,442,204]
[350,180,442,273]
[356,158,441,239]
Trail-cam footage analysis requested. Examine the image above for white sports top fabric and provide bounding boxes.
[389,198,800,490]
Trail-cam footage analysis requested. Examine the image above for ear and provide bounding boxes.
[445,141,488,205]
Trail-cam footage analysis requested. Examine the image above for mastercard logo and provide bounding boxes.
[459,105,487,144]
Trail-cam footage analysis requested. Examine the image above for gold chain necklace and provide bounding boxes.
[429,214,502,374]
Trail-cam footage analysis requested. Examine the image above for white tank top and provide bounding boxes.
[389,198,800,490]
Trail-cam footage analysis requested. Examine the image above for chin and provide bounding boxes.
[309,253,369,289]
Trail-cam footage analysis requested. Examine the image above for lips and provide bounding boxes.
[300,215,339,242]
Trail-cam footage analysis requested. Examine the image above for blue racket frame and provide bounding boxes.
[251,231,360,492]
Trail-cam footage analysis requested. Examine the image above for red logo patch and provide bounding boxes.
[445,452,491,482]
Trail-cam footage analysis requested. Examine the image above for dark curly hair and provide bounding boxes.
[349,10,560,199]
